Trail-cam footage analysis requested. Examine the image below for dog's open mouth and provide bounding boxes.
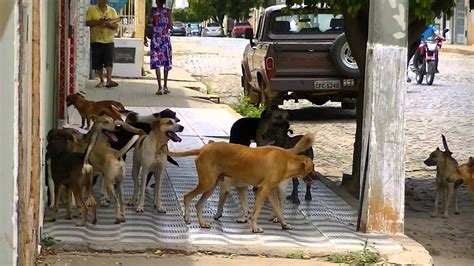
[103,130,118,142]
[166,131,182,142]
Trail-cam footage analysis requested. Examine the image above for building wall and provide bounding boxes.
[75,0,91,92]
[0,1,19,265]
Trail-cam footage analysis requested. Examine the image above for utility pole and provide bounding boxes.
[357,0,408,234]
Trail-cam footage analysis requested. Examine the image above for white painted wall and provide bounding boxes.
[0,0,19,265]
[75,0,91,92]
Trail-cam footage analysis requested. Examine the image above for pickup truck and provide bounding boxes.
[241,5,360,109]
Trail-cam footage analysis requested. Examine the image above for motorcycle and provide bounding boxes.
[413,28,449,86]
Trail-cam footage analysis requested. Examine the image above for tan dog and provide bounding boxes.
[66,93,126,129]
[424,135,461,218]
[86,115,144,223]
[457,157,474,198]
[131,118,184,213]
[163,133,316,233]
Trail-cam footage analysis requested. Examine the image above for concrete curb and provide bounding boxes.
[441,46,474,56]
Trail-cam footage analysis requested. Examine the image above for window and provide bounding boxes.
[271,12,343,35]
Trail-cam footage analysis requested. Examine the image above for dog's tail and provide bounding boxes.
[160,145,202,157]
[117,134,141,159]
[441,134,453,155]
[287,133,314,154]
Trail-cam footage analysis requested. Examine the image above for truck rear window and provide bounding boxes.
[271,13,343,35]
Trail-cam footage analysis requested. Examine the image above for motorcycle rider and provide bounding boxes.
[413,24,441,73]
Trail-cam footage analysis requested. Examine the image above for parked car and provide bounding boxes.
[171,22,186,36]
[241,5,360,109]
[231,22,253,38]
[202,22,223,37]
[185,22,201,36]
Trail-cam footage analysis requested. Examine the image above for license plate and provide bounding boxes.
[314,80,341,90]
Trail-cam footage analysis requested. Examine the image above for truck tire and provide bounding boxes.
[330,34,360,78]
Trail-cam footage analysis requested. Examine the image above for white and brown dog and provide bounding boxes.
[131,117,184,213]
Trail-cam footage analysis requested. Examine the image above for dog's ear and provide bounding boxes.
[260,109,268,119]
[436,147,440,151]
[469,157,474,166]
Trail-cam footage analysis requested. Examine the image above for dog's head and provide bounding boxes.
[298,156,317,185]
[46,133,74,158]
[154,109,180,122]
[424,147,446,166]
[66,93,84,107]
[259,108,290,145]
[152,117,184,142]
[89,115,121,143]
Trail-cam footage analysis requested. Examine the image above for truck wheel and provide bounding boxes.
[330,34,360,78]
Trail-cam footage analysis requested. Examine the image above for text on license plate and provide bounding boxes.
[314,80,341,89]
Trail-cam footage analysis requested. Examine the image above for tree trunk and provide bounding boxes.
[341,10,369,197]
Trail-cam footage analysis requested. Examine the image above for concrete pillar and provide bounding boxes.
[358,0,408,234]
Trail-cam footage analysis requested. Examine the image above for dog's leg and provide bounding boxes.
[130,159,141,207]
[153,162,166,213]
[236,187,249,223]
[48,183,63,223]
[116,178,126,223]
[100,175,110,207]
[305,183,312,201]
[286,178,300,204]
[271,180,288,223]
[86,174,97,224]
[105,180,122,224]
[250,186,269,233]
[183,165,211,224]
[72,184,88,226]
[65,187,74,219]
[268,188,292,230]
[453,187,460,215]
[443,184,455,218]
[80,116,86,129]
[195,181,219,229]
[431,185,440,217]
[47,159,55,209]
[136,166,147,212]
[213,178,231,221]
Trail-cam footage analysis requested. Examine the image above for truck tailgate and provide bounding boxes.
[272,42,339,76]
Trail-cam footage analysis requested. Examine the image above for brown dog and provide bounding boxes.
[457,157,474,198]
[424,135,461,218]
[163,133,316,233]
[46,131,96,226]
[66,93,126,129]
[46,128,87,209]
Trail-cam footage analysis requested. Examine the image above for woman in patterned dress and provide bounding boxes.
[146,0,173,95]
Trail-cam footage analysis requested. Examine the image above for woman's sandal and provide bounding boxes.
[163,87,170,94]
[156,89,163,95]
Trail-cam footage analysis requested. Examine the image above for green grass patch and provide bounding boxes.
[327,240,381,264]
[232,96,264,118]
[41,236,60,247]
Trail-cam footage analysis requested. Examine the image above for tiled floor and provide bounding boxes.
[43,107,402,253]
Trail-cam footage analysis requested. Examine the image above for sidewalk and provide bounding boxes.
[80,65,225,109]
[441,44,474,55]
[51,68,433,265]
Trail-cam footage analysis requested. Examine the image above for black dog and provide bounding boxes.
[110,109,181,187]
[229,109,290,146]
[262,128,316,204]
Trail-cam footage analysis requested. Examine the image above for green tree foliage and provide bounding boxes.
[173,8,201,22]
[188,0,265,28]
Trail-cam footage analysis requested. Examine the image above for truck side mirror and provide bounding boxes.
[244,28,254,40]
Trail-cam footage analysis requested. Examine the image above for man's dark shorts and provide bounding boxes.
[91,42,114,70]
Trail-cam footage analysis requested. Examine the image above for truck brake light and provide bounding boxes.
[265,57,275,79]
